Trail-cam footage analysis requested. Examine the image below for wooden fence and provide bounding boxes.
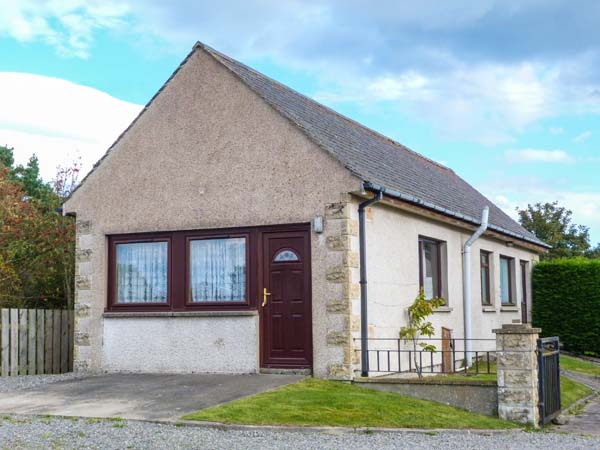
[0,309,74,376]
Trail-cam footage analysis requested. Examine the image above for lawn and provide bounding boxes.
[560,355,600,377]
[561,376,594,409]
[182,378,517,429]
[429,359,497,382]
[426,355,600,382]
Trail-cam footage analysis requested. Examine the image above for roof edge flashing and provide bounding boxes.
[363,182,551,250]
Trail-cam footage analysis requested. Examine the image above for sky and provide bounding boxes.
[0,0,599,243]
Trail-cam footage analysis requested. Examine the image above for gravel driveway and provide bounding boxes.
[1,415,600,450]
[0,372,88,393]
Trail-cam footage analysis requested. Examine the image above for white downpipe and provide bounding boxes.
[462,206,489,368]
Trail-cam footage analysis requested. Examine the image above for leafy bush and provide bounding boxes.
[0,146,78,309]
[532,259,600,356]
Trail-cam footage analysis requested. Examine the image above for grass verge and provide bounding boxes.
[561,376,594,409]
[560,355,600,377]
[417,356,594,410]
[182,378,517,429]
[427,360,497,382]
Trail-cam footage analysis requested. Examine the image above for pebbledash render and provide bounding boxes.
[63,42,549,380]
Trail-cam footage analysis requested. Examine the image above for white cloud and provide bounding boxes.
[493,194,520,221]
[316,62,565,145]
[1,0,599,147]
[573,130,592,143]
[0,72,142,180]
[549,127,564,135]
[483,180,600,245]
[504,149,574,163]
[496,192,600,244]
[0,1,130,58]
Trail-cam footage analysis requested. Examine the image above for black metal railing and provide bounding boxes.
[353,337,497,376]
[538,337,561,425]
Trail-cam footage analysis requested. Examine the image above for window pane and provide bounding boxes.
[481,252,488,266]
[500,258,511,304]
[481,252,490,305]
[116,242,168,303]
[190,238,246,303]
[273,249,299,262]
[422,241,439,299]
[481,266,490,304]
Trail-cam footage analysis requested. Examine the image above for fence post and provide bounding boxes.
[10,309,18,376]
[494,323,541,426]
[0,308,76,377]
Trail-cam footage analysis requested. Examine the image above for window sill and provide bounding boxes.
[103,310,259,318]
[500,306,519,312]
[433,306,453,313]
[482,306,496,312]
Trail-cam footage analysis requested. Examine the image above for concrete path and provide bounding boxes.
[562,369,600,391]
[0,373,303,421]
[558,369,600,435]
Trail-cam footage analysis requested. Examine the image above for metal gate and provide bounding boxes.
[537,337,561,425]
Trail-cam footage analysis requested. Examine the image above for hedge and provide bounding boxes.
[532,259,600,356]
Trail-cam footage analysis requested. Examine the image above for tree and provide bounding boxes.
[517,201,592,260]
[0,145,15,168]
[399,288,445,378]
[586,244,600,260]
[0,146,54,203]
[0,146,78,309]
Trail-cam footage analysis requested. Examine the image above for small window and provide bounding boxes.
[189,237,247,303]
[273,249,300,262]
[500,256,515,305]
[480,251,491,305]
[419,238,443,301]
[116,241,168,304]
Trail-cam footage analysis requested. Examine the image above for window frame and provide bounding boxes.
[108,234,173,311]
[499,255,515,305]
[418,236,444,301]
[480,250,492,306]
[185,233,250,307]
[520,259,529,321]
[107,228,258,312]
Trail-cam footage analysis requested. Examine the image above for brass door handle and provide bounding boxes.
[262,288,271,307]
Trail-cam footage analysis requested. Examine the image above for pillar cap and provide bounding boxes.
[493,323,541,335]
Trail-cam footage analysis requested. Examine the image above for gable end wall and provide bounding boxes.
[64,48,361,378]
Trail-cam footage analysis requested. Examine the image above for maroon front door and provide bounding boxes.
[260,230,312,369]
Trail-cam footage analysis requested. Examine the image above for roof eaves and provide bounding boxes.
[364,181,551,250]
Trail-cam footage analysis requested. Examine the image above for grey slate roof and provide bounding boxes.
[200,42,548,249]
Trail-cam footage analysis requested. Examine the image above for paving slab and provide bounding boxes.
[0,373,303,421]
[558,370,600,435]
[558,398,600,435]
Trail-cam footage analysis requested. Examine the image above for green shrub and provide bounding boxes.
[532,259,600,356]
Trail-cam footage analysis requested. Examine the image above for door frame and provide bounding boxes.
[520,260,528,324]
[258,224,313,370]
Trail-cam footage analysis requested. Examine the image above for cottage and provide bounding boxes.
[63,42,549,379]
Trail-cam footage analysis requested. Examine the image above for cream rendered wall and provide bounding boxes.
[361,202,539,371]
[63,47,361,376]
[103,315,259,373]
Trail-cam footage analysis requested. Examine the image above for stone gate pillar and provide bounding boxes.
[493,323,541,426]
